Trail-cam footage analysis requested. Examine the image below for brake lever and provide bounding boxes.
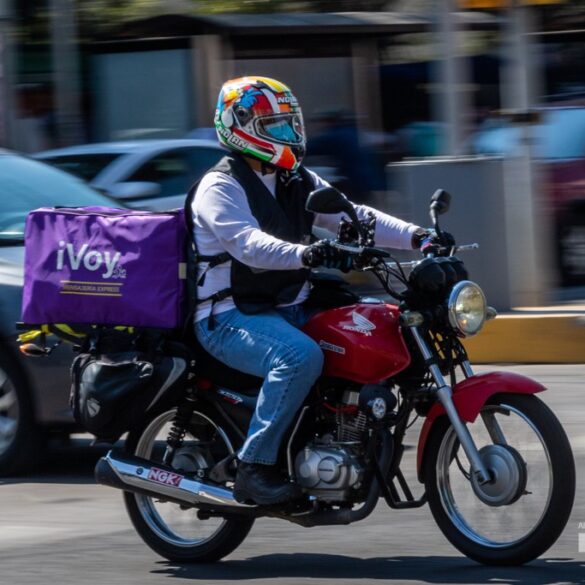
[454,243,479,253]
[331,242,364,254]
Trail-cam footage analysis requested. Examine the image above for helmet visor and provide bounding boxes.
[255,114,305,146]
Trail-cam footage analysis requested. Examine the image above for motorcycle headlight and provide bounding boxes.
[447,280,487,337]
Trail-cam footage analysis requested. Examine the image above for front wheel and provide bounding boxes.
[124,406,254,563]
[424,393,575,565]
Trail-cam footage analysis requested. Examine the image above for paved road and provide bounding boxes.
[1,365,584,585]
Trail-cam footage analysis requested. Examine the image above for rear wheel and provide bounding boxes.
[424,393,575,565]
[124,407,254,563]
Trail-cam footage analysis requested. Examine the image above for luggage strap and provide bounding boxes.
[196,252,232,287]
[198,287,233,331]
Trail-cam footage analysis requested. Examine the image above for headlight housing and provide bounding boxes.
[447,280,487,337]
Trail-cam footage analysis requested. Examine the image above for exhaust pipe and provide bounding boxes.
[95,449,252,509]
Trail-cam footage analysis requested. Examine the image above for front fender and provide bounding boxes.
[416,372,545,483]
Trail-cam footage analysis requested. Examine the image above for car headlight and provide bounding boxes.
[447,280,487,337]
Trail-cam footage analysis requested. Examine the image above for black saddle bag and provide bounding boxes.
[70,330,191,443]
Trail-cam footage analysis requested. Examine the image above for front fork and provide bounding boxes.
[410,327,491,484]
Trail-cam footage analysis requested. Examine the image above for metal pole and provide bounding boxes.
[500,3,551,306]
[434,0,471,155]
[0,0,16,149]
[351,38,383,135]
[0,20,9,147]
[50,0,83,146]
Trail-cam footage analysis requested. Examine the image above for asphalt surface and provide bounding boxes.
[1,364,584,585]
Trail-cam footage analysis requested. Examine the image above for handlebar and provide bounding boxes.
[398,244,478,268]
[453,243,479,253]
[329,241,391,258]
[328,240,478,269]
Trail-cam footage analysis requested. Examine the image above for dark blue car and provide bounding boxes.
[0,151,118,474]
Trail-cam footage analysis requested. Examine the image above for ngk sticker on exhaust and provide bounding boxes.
[147,467,183,487]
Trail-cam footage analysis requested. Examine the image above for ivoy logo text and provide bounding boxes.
[56,241,125,279]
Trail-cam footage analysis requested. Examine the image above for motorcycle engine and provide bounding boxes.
[294,442,364,502]
[294,390,366,502]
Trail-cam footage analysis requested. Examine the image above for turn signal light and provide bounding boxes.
[19,343,48,357]
[486,307,498,321]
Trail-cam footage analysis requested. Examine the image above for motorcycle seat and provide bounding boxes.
[192,340,262,395]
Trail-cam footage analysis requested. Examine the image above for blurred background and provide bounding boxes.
[1,0,585,312]
[0,0,584,476]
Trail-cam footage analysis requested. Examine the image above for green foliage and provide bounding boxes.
[16,0,585,42]
[195,0,295,13]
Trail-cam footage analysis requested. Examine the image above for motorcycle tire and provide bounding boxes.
[424,393,575,566]
[123,404,254,563]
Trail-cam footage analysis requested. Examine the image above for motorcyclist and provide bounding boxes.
[190,76,430,505]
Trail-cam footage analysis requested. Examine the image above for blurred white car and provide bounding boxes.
[34,139,226,211]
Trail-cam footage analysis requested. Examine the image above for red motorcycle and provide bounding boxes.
[95,187,575,566]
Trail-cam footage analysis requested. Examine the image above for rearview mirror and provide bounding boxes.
[306,187,354,215]
[306,186,364,243]
[430,189,451,218]
[429,189,451,232]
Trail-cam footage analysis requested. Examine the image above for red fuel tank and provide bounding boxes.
[303,302,411,384]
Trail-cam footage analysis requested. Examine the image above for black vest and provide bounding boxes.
[187,154,315,316]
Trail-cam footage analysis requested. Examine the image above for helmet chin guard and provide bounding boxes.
[214,76,306,171]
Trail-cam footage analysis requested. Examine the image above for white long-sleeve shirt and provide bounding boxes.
[192,168,419,322]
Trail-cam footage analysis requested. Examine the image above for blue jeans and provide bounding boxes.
[195,304,323,465]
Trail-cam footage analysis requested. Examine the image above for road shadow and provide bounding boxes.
[154,553,585,583]
[0,438,111,485]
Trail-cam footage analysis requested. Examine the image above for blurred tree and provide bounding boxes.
[14,0,585,41]
[196,0,390,12]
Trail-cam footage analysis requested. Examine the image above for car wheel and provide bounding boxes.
[0,351,40,476]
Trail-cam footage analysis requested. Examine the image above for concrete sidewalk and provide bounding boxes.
[463,301,585,363]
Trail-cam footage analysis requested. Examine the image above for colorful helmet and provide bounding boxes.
[214,76,306,171]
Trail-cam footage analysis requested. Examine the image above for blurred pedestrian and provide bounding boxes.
[14,84,55,153]
[308,109,384,203]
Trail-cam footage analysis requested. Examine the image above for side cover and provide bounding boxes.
[303,303,411,384]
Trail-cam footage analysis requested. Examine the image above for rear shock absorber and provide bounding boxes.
[162,397,196,465]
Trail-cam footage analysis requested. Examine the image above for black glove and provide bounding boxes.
[412,228,455,255]
[302,240,353,272]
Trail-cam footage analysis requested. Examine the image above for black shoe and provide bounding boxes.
[233,462,301,506]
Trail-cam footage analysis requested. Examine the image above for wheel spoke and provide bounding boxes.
[436,403,552,547]
[133,410,232,547]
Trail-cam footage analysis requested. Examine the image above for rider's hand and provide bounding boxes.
[413,229,455,255]
[302,240,353,272]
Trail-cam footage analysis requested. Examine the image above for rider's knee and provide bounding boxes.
[274,336,323,378]
[296,337,324,380]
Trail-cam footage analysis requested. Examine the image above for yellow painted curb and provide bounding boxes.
[463,314,585,364]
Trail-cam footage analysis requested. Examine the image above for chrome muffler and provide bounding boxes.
[95,450,252,509]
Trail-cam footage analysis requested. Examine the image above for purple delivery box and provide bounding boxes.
[22,207,188,329]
